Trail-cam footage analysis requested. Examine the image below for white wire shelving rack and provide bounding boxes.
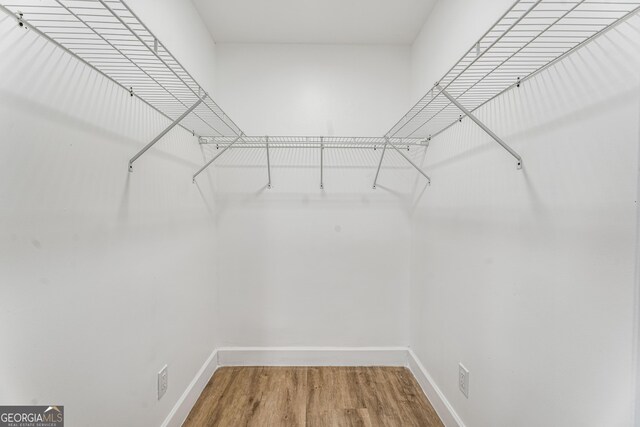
[2,0,639,189]
[199,136,425,149]
[0,0,245,172]
[377,0,640,181]
[196,136,428,189]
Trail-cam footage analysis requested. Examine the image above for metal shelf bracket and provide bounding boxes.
[129,95,207,172]
[372,138,388,190]
[373,137,431,189]
[320,137,324,190]
[192,134,244,182]
[437,85,522,170]
[266,136,272,189]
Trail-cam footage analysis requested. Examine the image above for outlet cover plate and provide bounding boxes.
[459,363,469,398]
[158,365,168,400]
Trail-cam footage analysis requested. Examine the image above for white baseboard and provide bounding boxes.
[407,348,465,427]
[216,346,410,367]
[161,349,219,427]
[160,346,462,427]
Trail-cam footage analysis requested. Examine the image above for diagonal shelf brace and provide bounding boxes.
[320,137,324,190]
[388,140,431,185]
[372,139,388,190]
[373,137,431,189]
[436,84,522,169]
[266,136,272,189]
[129,95,207,172]
[192,134,244,182]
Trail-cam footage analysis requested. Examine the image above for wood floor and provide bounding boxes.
[183,366,444,427]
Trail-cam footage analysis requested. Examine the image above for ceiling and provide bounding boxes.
[191,0,437,45]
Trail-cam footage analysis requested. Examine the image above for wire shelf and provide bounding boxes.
[199,136,427,150]
[0,0,244,138]
[387,0,640,140]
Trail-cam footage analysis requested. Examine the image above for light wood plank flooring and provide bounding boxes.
[183,366,444,427]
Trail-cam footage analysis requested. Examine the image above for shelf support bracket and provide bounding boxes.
[266,136,272,189]
[373,137,431,189]
[192,133,244,182]
[372,138,388,189]
[129,95,206,172]
[388,139,431,185]
[436,84,522,169]
[320,137,324,190]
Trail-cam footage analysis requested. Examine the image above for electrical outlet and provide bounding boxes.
[458,363,469,398]
[158,365,168,400]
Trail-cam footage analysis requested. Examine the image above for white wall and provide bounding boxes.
[213,191,412,348]
[408,2,640,426]
[215,43,410,135]
[0,1,221,425]
[209,43,414,348]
